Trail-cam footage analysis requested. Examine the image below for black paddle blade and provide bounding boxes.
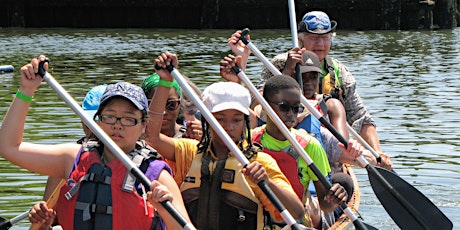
[0,217,12,230]
[364,222,379,230]
[368,166,453,230]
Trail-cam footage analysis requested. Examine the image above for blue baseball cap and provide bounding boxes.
[82,84,107,119]
[298,11,337,34]
[97,82,149,115]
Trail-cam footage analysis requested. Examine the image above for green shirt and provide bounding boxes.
[254,126,331,187]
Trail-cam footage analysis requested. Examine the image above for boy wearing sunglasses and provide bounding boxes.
[250,76,351,229]
[220,55,367,229]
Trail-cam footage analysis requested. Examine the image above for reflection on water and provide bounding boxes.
[0,28,459,229]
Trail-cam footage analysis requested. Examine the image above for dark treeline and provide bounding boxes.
[0,0,458,30]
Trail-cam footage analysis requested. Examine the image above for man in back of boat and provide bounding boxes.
[228,11,392,169]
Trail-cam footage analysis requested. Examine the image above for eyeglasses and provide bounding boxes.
[268,101,305,114]
[98,114,143,126]
[304,34,332,42]
[166,99,181,111]
[147,98,181,111]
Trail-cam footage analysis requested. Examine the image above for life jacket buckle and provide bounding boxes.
[237,209,246,222]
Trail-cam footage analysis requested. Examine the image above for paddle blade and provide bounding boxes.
[368,166,453,230]
[0,217,12,230]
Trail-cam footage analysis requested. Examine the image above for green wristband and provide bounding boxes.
[158,79,174,88]
[16,89,33,103]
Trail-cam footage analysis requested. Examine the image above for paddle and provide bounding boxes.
[346,123,383,163]
[29,179,65,230]
[36,60,196,230]
[231,63,374,230]
[0,180,64,230]
[0,211,29,230]
[155,63,309,230]
[238,29,453,229]
[287,0,302,90]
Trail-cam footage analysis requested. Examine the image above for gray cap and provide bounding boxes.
[299,51,322,74]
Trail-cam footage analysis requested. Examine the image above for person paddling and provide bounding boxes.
[147,51,305,229]
[228,11,393,169]
[0,55,190,230]
[28,84,107,229]
[220,56,367,229]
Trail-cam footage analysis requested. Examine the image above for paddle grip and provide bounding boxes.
[240,28,250,45]
[37,59,50,77]
[231,65,241,74]
[154,63,174,72]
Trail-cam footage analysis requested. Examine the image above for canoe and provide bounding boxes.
[0,65,14,74]
[328,164,360,230]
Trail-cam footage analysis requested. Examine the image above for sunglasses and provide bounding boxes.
[165,99,181,111]
[148,98,181,111]
[268,101,305,114]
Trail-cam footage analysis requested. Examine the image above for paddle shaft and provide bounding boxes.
[0,211,29,230]
[238,34,443,229]
[232,65,369,230]
[37,62,195,230]
[346,124,382,162]
[287,0,302,90]
[159,65,304,228]
[0,179,65,230]
[29,179,65,230]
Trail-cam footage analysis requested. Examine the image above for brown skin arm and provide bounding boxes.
[313,181,347,213]
[325,98,349,138]
[145,51,179,161]
[243,161,305,219]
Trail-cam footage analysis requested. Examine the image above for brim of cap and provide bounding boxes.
[97,95,146,116]
[211,102,249,115]
[300,66,322,74]
[84,110,98,120]
[303,20,337,35]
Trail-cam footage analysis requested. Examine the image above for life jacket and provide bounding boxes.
[295,114,324,150]
[56,139,164,230]
[181,150,264,230]
[319,56,345,101]
[251,127,308,200]
[252,128,314,229]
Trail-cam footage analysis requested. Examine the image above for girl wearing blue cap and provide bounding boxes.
[147,51,305,229]
[0,55,190,230]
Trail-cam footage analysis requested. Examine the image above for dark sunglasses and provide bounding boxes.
[147,98,181,111]
[269,101,305,114]
[165,99,181,111]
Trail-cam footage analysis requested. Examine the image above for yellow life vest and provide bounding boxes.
[181,152,264,230]
[320,56,344,100]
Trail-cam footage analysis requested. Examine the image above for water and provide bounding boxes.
[0,27,459,229]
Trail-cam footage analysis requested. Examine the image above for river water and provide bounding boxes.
[0,28,459,229]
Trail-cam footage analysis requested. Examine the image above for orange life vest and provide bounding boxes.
[56,140,166,230]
